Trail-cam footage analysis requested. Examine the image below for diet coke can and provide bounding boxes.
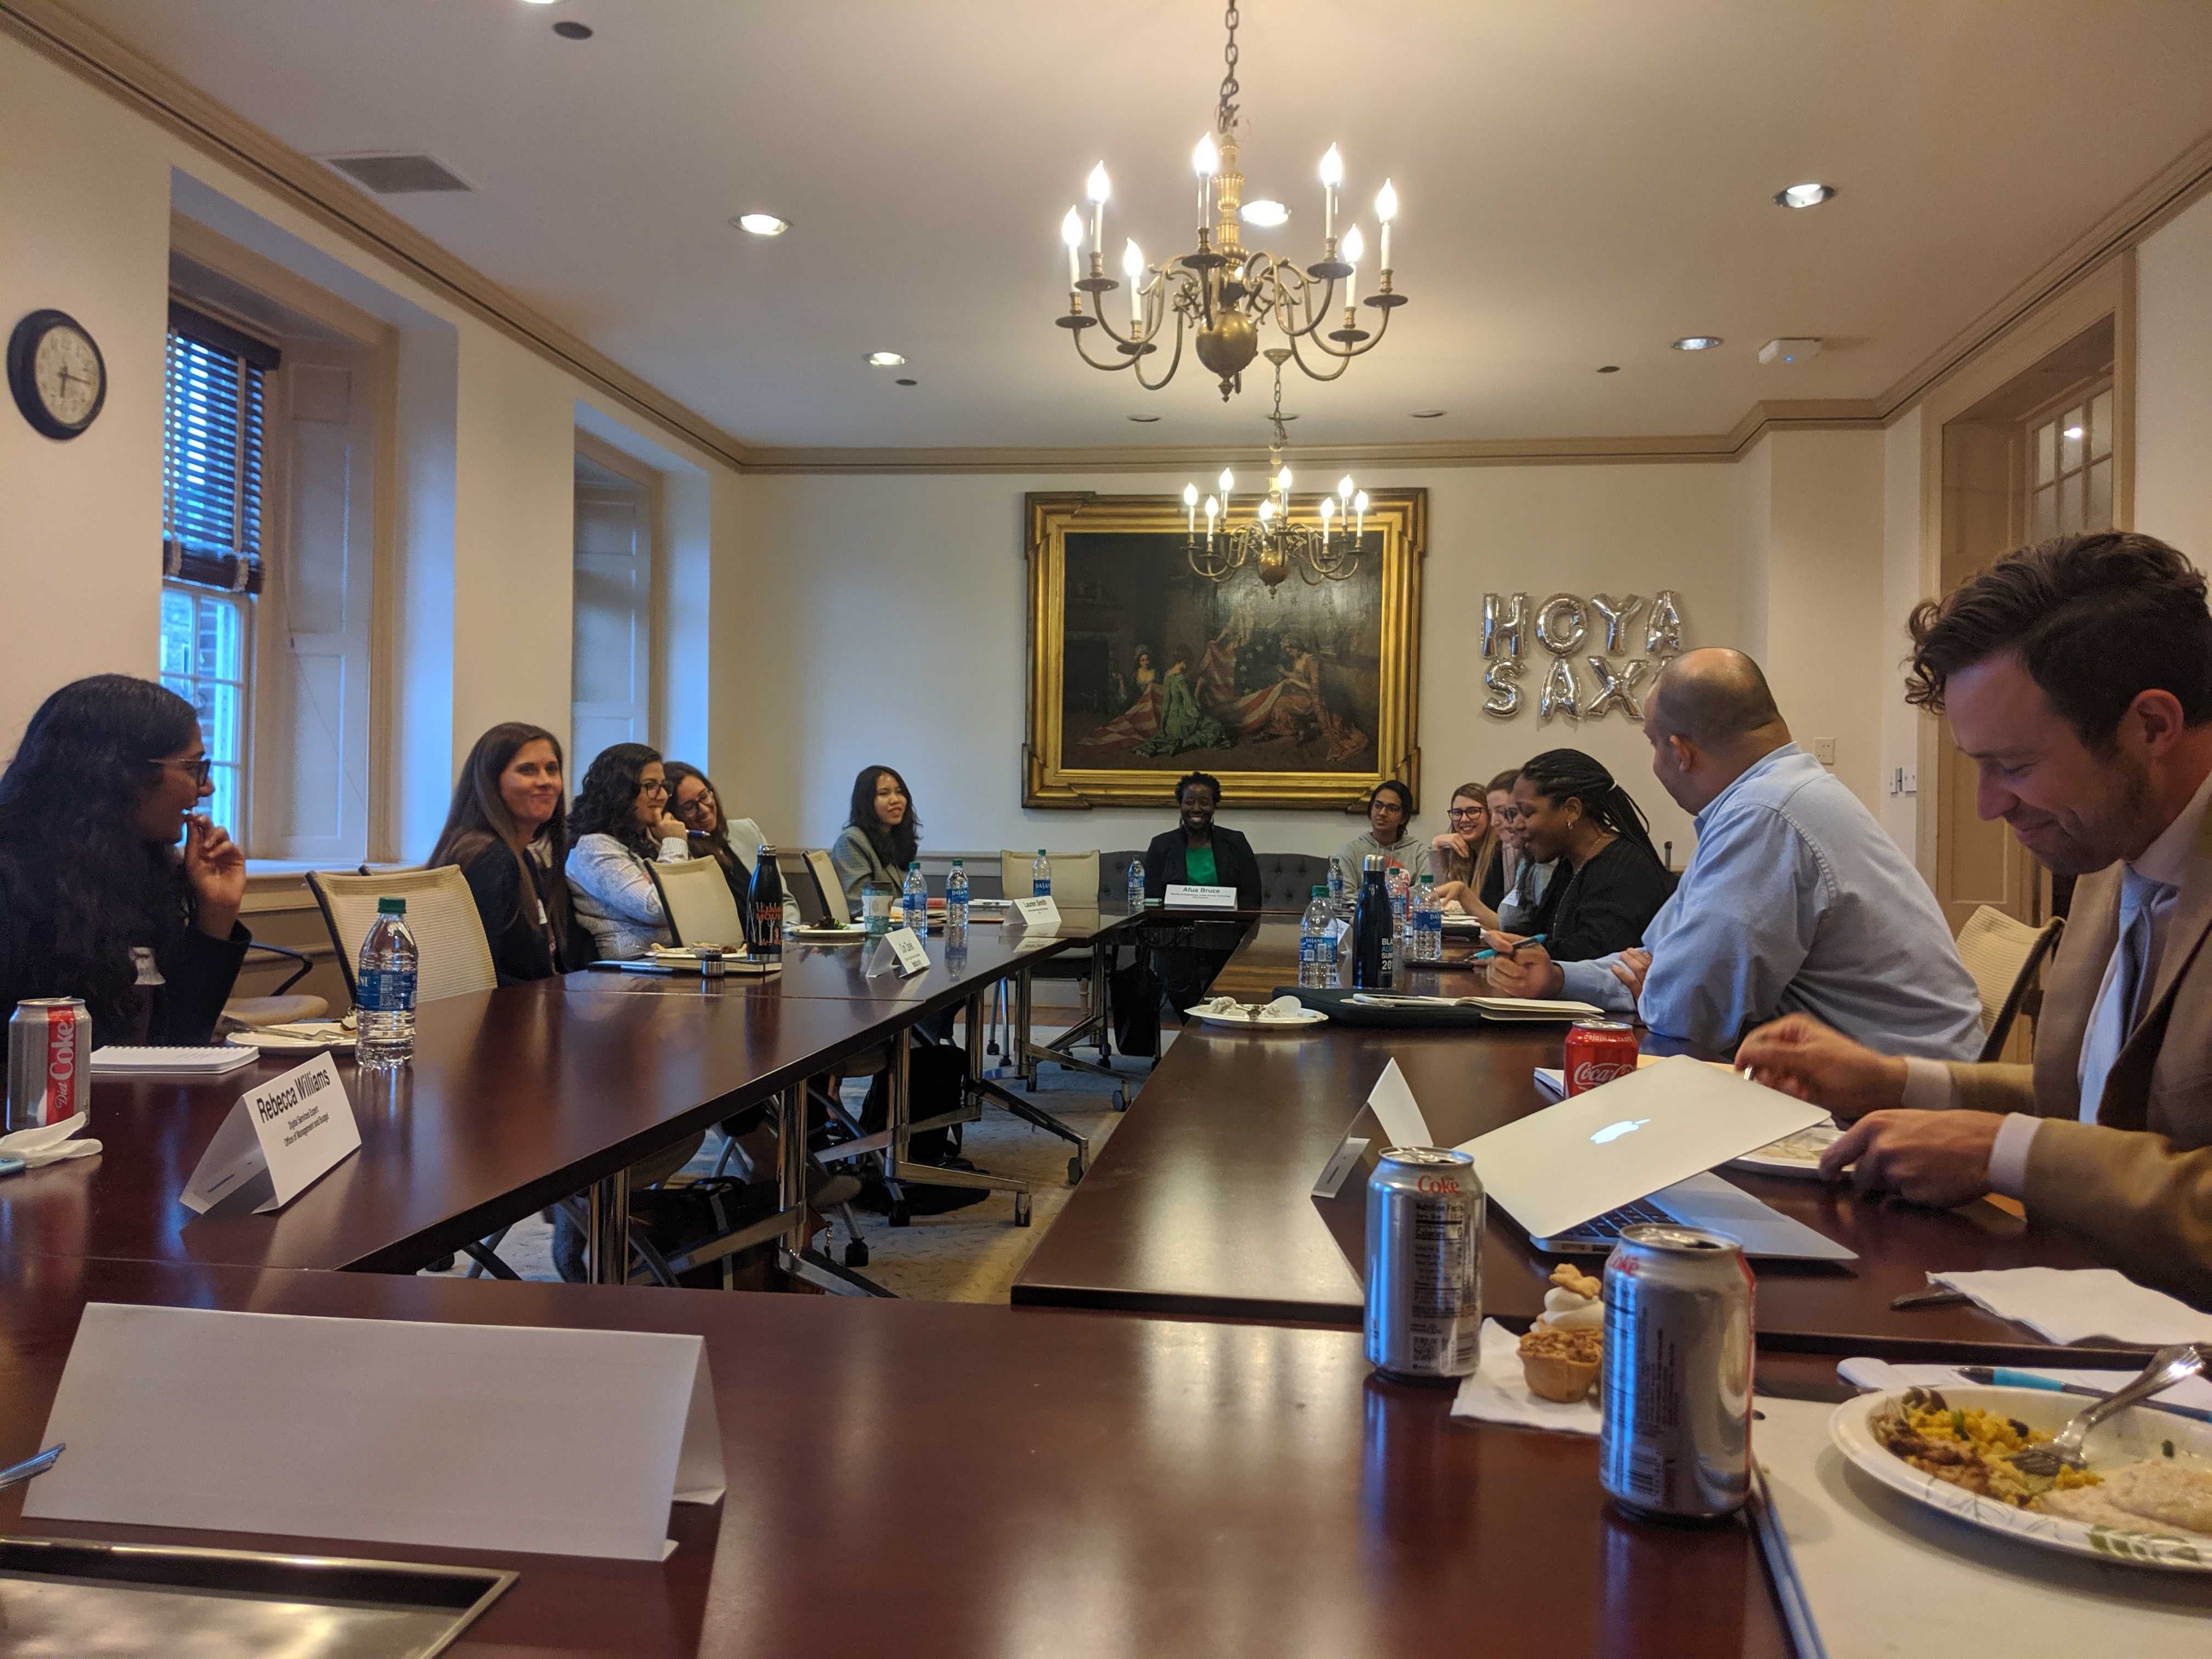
[1564,1018,1640,1096]
[1363,1147,1483,1383]
[1599,1223,1754,1520]
[7,997,93,1134]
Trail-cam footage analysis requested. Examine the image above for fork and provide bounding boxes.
[2006,1343,2206,1475]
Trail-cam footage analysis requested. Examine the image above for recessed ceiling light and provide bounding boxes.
[895,377,918,387]
[1774,182,1837,210]
[1127,414,1160,423]
[1410,409,1445,419]
[551,20,592,38]
[2064,425,2084,440]
[1240,199,1291,228]
[1596,364,1621,374]
[1671,336,1724,351]
[866,351,906,368]
[732,213,789,236]
[520,1,563,7]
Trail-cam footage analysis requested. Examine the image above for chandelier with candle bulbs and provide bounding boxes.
[1183,351,1366,588]
[1055,3,1406,402]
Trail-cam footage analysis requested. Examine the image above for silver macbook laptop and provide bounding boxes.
[1456,1055,1857,1263]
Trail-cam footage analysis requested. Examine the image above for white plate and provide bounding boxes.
[226,1025,352,1054]
[1725,1121,1842,1177]
[1829,1385,2212,1571]
[1184,1005,1329,1030]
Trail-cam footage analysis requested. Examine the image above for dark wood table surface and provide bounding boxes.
[2,980,899,1276]
[0,1255,1798,1658]
[1014,924,2118,1361]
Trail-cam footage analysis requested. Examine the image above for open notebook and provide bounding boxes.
[91,1046,258,1074]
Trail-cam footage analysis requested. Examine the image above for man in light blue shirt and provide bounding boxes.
[1488,649,1984,1059]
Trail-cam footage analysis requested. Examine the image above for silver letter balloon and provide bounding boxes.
[1476,589,1687,722]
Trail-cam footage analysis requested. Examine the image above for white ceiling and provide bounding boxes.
[64,0,2212,452]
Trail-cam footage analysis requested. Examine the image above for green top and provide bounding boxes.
[1185,845,1218,887]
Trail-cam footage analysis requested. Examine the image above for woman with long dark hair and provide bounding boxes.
[563,742,689,960]
[429,724,592,983]
[830,764,921,910]
[664,761,757,917]
[0,674,250,1042]
[1488,748,1672,967]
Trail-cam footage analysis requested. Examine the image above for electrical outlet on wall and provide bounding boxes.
[1902,767,1918,795]
[1813,737,1837,766]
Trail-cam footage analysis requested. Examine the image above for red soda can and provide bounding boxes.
[1563,1018,1639,1096]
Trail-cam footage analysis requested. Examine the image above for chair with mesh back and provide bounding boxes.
[304,866,498,1003]
[646,856,749,950]
[1955,906,2065,1063]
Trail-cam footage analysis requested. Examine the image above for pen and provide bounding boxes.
[1471,932,1547,963]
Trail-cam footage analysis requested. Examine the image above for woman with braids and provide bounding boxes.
[429,723,594,984]
[0,675,250,1042]
[563,742,691,960]
[1488,748,1673,968]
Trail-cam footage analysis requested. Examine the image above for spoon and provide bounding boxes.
[2007,1344,2206,1476]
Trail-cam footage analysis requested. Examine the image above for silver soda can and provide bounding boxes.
[1599,1223,1754,1519]
[1364,1147,1483,1383]
[7,997,93,1134]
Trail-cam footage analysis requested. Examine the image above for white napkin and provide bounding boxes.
[1928,1267,2212,1347]
[0,1111,102,1168]
[1449,1319,1601,1435]
[1191,994,1308,1024]
[1835,1353,2212,1410]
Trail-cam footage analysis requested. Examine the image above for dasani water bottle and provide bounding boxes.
[1032,850,1053,898]
[1127,857,1147,912]
[945,858,969,946]
[1300,885,1339,989]
[901,861,929,936]
[1414,873,1443,962]
[356,896,418,1071]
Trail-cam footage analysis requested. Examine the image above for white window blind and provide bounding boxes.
[163,303,279,594]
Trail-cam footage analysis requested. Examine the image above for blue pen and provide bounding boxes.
[1471,933,1547,963]
[1959,1366,2212,1426]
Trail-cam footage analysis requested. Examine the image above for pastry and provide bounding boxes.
[1519,1264,1605,1401]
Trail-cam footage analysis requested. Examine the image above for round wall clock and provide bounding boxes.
[7,309,108,440]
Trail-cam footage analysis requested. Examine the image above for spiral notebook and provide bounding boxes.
[91,1046,258,1074]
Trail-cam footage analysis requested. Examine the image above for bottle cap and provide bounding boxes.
[1312,885,1328,898]
[1037,848,1047,856]
[1363,855,1387,872]
[377,896,405,915]
[951,857,963,866]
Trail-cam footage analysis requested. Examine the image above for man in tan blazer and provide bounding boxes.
[1737,531,2212,1308]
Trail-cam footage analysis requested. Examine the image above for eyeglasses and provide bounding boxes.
[1446,805,1485,821]
[150,756,213,788]
[637,778,672,798]
[672,791,715,819]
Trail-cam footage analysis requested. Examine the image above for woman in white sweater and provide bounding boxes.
[563,743,690,960]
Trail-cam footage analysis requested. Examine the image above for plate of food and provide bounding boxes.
[225,1019,354,1053]
[1831,1383,2212,1569]
[1724,1119,1843,1178]
[1184,995,1328,1030]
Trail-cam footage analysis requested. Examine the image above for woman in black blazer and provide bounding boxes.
[428,724,594,984]
[1141,771,1262,1016]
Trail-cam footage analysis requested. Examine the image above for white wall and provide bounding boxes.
[2137,191,2212,557]
[1878,406,1926,857]
[742,462,1745,863]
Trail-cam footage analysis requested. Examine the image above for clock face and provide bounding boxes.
[33,325,102,428]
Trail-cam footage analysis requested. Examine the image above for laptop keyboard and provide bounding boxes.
[1541,1197,1673,1245]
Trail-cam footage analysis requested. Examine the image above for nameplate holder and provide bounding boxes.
[1311,1136,1370,1200]
[1164,883,1239,911]
[180,1053,359,1215]
[884,926,931,977]
[1011,895,1062,935]
[25,1303,725,1561]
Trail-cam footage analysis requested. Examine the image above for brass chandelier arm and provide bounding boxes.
[1280,325,1358,382]
[1283,297,1397,377]
[1257,260,1343,343]
[1069,327,1144,374]
[1130,313,1189,392]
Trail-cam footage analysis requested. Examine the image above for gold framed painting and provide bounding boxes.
[1024,489,1425,809]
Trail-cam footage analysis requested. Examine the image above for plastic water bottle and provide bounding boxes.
[945,858,969,946]
[356,896,418,1071]
[1414,873,1443,962]
[1388,867,1412,949]
[901,861,929,936]
[1327,860,1346,910]
[1300,885,1339,989]
[1032,849,1053,898]
[1127,856,1147,912]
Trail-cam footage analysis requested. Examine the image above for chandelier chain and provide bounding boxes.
[1217,3,1241,133]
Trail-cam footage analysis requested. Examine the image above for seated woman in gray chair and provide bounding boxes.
[664,761,757,921]
[1141,771,1262,1017]
[830,764,921,911]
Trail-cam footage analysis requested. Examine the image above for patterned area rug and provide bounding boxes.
[424,1029,1166,1302]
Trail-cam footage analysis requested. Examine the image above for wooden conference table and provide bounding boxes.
[0,1254,1803,1658]
[1014,923,2123,1363]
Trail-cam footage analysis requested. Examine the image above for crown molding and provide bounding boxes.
[0,0,753,473]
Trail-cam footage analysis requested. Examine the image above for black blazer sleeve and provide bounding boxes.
[458,850,550,986]
[149,922,251,1044]
[1542,840,1674,963]
[1141,831,1183,899]
[1215,827,1263,909]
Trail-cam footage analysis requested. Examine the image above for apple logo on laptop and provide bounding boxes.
[1590,1118,1650,1146]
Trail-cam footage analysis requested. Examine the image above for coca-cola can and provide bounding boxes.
[7,997,92,1134]
[1564,1018,1640,1096]
[1599,1223,1754,1520]
[1363,1147,1483,1383]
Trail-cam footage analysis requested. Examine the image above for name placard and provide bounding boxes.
[1311,1135,1370,1200]
[1011,895,1062,935]
[180,1053,360,1215]
[1366,1057,1436,1151]
[1164,883,1239,911]
[884,926,931,977]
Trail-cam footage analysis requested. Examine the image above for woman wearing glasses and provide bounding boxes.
[1427,780,1507,925]
[563,743,690,960]
[0,674,250,1042]
[663,762,755,916]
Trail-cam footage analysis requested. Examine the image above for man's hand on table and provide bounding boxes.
[1735,1013,1908,1121]
[1819,1110,2000,1208]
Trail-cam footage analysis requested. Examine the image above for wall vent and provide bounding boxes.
[321,153,472,195]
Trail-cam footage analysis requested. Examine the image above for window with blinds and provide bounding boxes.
[163,304,278,593]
